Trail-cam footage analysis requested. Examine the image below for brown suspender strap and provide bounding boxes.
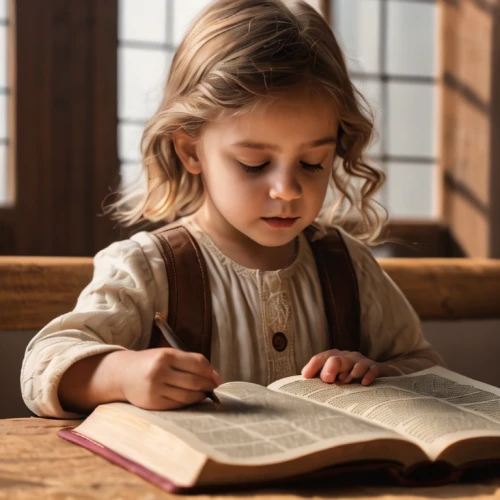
[151,225,212,360]
[307,227,361,352]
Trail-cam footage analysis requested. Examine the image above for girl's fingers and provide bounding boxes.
[165,366,218,392]
[301,350,344,378]
[163,349,218,382]
[361,364,380,386]
[302,351,379,385]
[320,356,354,383]
[343,361,379,385]
[345,360,370,381]
[159,383,208,406]
[131,385,208,411]
[301,355,324,378]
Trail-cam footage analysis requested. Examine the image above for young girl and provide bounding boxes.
[21,0,444,418]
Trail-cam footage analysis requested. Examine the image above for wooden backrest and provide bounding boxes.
[1,257,500,331]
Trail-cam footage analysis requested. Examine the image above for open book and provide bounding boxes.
[59,366,500,493]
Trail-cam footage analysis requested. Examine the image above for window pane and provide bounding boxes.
[386,1,437,77]
[352,78,383,156]
[118,47,173,120]
[118,0,167,44]
[0,93,6,138]
[387,82,435,158]
[361,159,386,206]
[120,163,147,193]
[386,162,436,218]
[172,0,213,46]
[119,123,143,164]
[333,0,380,74]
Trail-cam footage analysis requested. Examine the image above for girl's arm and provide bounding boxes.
[340,228,446,374]
[57,346,220,415]
[21,234,166,418]
[21,233,221,418]
[57,350,132,413]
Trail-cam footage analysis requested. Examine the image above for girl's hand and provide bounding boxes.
[301,349,380,386]
[119,348,222,410]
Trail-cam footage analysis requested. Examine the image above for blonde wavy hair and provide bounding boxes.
[106,0,387,244]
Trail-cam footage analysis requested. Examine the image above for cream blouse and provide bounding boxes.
[21,216,445,418]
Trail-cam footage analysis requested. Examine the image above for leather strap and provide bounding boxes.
[150,224,360,360]
[150,225,212,360]
[306,227,361,351]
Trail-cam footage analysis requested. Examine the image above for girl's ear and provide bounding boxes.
[172,129,202,175]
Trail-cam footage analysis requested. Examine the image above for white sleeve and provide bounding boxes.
[339,228,446,374]
[20,232,168,418]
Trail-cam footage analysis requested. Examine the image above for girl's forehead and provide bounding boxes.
[202,98,339,146]
[228,93,339,131]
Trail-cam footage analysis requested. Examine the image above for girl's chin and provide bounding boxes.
[243,227,301,248]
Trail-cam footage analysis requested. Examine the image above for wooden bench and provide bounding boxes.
[1,257,500,331]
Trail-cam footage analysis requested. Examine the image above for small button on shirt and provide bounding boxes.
[272,332,288,352]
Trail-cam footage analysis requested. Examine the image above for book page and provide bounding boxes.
[268,366,500,461]
[103,381,419,466]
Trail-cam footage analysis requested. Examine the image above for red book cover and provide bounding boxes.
[58,427,500,494]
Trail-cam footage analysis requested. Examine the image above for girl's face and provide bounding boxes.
[179,89,339,250]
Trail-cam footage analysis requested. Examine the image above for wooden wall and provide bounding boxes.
[0,0,120,256]
[439,0,500,257]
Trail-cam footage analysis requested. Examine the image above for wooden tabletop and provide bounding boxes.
[2,418,500,500]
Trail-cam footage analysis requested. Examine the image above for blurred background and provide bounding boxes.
[0,0,499,418]
[0,0,498,258]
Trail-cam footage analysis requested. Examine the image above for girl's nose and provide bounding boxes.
[269,171,302,201]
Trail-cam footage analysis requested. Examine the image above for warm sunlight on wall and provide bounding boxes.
[0,0,8,205]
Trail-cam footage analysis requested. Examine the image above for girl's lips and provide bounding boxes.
[262,217,299,228]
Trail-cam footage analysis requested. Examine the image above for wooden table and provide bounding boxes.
[2,418,500,500]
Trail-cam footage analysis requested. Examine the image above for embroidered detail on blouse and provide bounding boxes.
[183,215,304,384]
[259,272,297,384]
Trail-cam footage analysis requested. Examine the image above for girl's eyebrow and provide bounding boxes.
[230,136,337,151]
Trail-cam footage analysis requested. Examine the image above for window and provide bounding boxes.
[118,0,212,191]
[117,0,439,218]
[332,0,438,218]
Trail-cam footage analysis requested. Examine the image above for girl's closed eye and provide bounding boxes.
[237,161,324,173]
[237,161,270,173]
[300,161,323,172]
